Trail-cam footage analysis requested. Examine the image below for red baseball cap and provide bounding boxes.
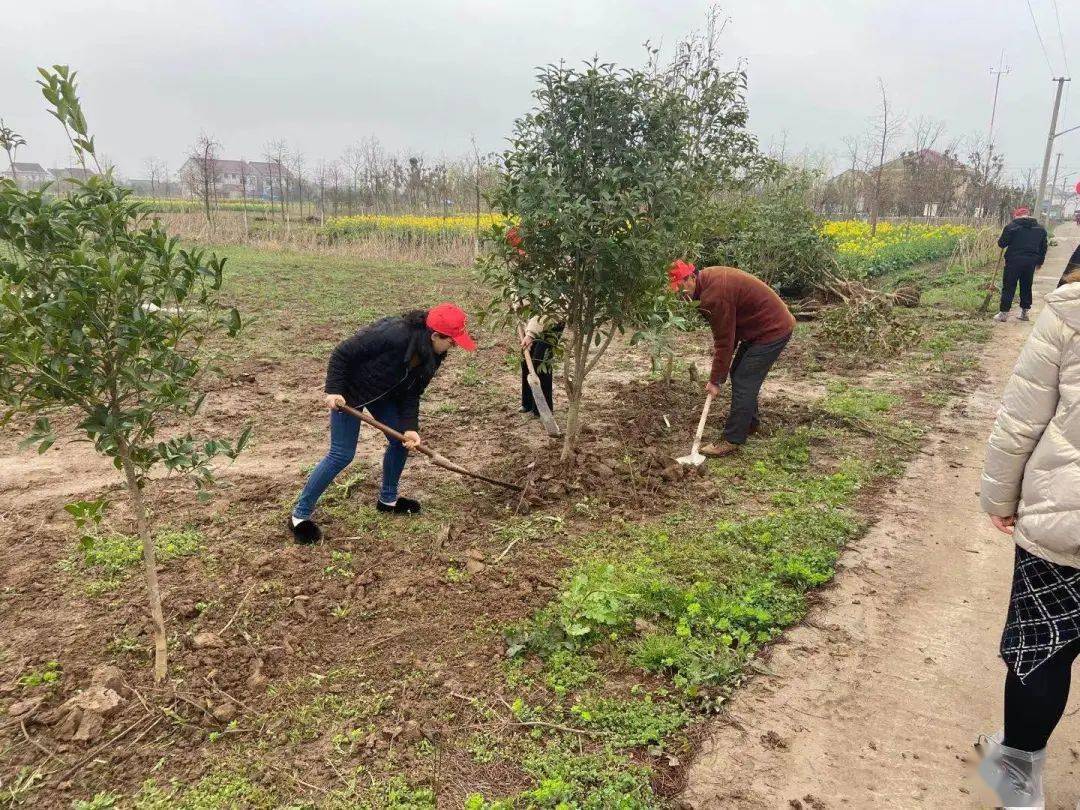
[1013,206,1031,218]
[426,303,477,351]
[668,259,696,290]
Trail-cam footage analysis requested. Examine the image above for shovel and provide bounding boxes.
[676,393,714,467]
[978,249,1005,314]
[337,403,523,492]
[519,326,562,438]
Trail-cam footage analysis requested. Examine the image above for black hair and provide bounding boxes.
[401,309,439,376]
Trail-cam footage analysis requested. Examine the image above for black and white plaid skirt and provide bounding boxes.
[1001,545,1080,682]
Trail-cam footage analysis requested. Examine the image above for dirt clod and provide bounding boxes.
[7,696,45,720]
[211,701,237,723]
[193,631,224,649]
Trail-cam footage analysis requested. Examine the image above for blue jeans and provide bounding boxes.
[292,399,409,519]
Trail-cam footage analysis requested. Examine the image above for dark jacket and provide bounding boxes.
[998,217,1048,267]
[324,313,443,431]
[694,266,796,385]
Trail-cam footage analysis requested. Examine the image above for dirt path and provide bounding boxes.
[683,223,1080,810]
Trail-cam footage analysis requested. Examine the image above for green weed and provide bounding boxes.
[18,660,62,688]
[63,528,202,593]
[73,793,118,810]
[569,693,690,749]
[498,743,656,808]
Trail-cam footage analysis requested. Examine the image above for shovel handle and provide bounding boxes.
[689,393,715,456]
[336,403,522,492]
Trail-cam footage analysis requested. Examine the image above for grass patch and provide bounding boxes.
[819,382,901,420]
[466,743,656,809]
[60,528,202,596]
[217,245,481,361]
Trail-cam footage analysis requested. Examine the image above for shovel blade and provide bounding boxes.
[676,452,706,467]
[526,373,561,438]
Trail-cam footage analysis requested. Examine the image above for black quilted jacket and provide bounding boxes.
[324,314,443,431]
[998,217,1048,267]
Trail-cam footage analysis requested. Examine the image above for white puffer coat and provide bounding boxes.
[982,282,1080,567]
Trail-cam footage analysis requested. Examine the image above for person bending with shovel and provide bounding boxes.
[289,303,476,544]
[670,261,795,458]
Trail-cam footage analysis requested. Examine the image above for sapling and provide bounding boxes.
[0,66,250,682]
[481,25,757,459]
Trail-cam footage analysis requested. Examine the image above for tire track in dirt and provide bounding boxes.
[683,224,1080,809]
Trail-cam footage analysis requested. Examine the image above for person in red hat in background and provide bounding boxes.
[289,303,476,544]
[996,206,1048,323]
[670,261,795,458]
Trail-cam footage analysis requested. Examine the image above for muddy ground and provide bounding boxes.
[0,247,994,807]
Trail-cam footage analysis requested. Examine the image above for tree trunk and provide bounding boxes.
[119,445,167,683]
[561,390,582,462]
[560,337,587,461]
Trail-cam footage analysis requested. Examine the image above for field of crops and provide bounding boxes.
[133,197,277,214]
[823,220,973,277]
[322,212,505,243]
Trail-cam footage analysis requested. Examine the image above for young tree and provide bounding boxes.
[0,120,27,179]
[0,67,249,682]
[483,51,757,459]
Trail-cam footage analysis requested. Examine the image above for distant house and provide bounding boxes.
[7,162,51,189]
[822,149,975,218]
[50,167,101,186]
[178,157,294,201]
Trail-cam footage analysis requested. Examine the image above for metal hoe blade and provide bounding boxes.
[676,450,707,467]
[676,393,715,467]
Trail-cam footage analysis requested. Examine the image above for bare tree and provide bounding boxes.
[291,149,306,220]
[264,140,290,232]
[326,160,343,215]
[360,135,386,212]
[869,79,892,236]
[341,144,364,214]
[238,157,250,235]
[314,159,327,225]
[187,134,221,228]
[143,156,167,196]
[900,117,945,217]
[839,135,866,216]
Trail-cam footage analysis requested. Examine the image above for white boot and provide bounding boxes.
[976,731,1045,808]
[1019,309,1031,322]
[995,311,1009,323]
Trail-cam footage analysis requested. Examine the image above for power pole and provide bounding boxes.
[983,57,1009,219]
[1048,152,1063,220]
[1036,77,1071,222]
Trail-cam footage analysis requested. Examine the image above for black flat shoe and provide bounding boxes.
[376,497,422,515]
[289,517,322,545]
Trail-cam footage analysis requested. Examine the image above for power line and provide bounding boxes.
[1051,0,1071,77]
[1026,0,1059,76]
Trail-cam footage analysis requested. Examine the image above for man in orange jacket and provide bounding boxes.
[670,261,795,457]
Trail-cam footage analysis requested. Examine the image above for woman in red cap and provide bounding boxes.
[289,303,476,544]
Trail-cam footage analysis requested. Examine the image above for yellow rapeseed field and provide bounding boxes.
[822,220,974,275]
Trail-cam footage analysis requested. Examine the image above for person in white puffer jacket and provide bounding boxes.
[978,273,1080,808]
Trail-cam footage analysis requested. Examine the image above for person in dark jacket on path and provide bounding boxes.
[996,206,1048,322]
[669,261,796,458]
[288,303,476,544]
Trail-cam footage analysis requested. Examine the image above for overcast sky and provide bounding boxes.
[3,0,1078,185]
